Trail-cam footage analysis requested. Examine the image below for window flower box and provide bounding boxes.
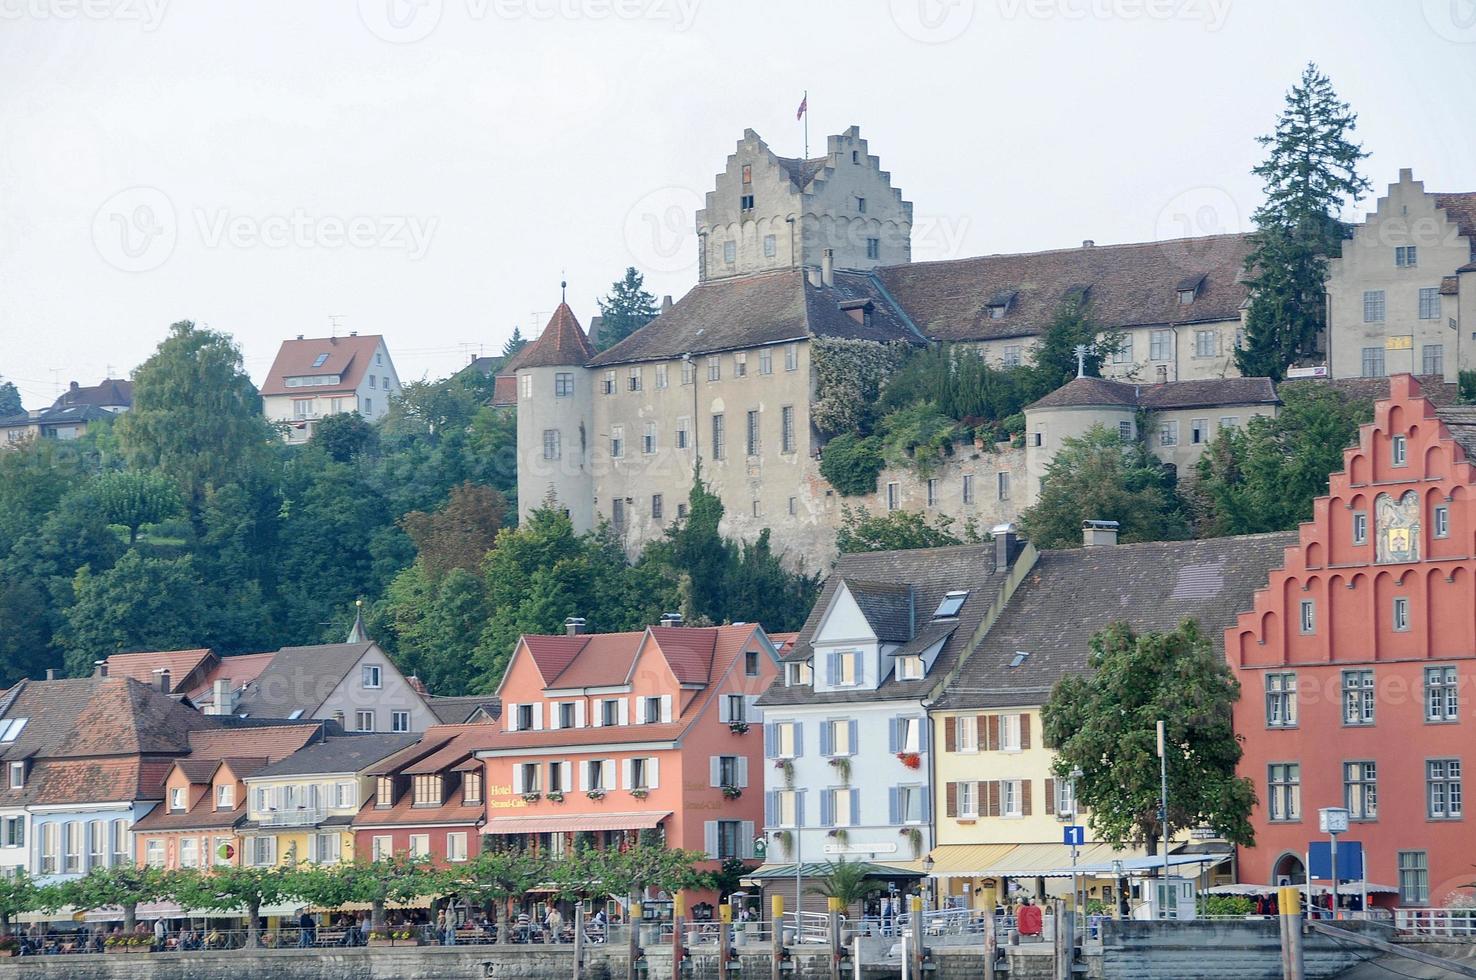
[522,791,542,803]
[896,752,922,770]
[721,785,742,800]
[586,789,606,802]
[728,721,751,735]
[546,791,565,804]
[630,788,650,800]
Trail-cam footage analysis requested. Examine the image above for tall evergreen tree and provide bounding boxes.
[501,327,528,358]
[0,378,21,417]
[1237,63,1371,381]
[595,267,660,352]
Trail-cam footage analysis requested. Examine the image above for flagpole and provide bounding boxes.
[803,89,808,158]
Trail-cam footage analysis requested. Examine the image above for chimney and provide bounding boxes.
[93,660,108,678]
[565,617,587,636]
[1399,167,1413,182]
[296,334,304,340]
[69,381,79,392]
[821,248,834,286]
[152,668,171,694]
[992,523,1022,568]
[1082,519,1120,547]
[349,330,358,337]
[660,612,684,628]
[45,669,55,681]
[661,295,673,314]
[807,265,822,287]
[1082,240,1095,248]
[207,678,236,716]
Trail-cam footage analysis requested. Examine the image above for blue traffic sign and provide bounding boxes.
[1063,825,1085,846]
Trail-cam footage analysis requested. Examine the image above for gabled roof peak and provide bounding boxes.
[516,302,596,369]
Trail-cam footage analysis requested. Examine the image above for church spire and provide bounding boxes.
[347,598,369,644]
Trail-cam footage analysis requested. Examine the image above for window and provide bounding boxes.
[739,194,754,210]
[897,785,925,823]
[414,774,443,806]
[362,664,382,689]
[725,694,748,723]
[723,241,736,264]
[1399,851,1430,905]
[2,817,24,849]
[825,719,853,756]
[1435,505,1450,539]
[392,710,410,733]
[676,417,689,450]
[311,833,340,864]
[825,789,856,828]
[1194,330,1217,358]
[775,789,800,827]
[110,819,128,866]
[780,406,795,453]
[356,710,375,732]
[652,494,663,520]
[997,472,1011,501]
[1055,779,1078,818]
[180,836,199,868]
[763,235,776,258]
[962,474,974,504]
[601,699,622,727]
[1001,780,1024,818]
[746,410,760,456]
[897,655,924,680]
[1396,246,1418,268]
[1111,337,1132,364]
[1426,666,1459,722]
[832,650,859,686]
[542,429,561,460]
[640,696,666,724]
[676,502,688,519]
[612,498,625,529]
[38,823,57,874]
[886,482,900,511]
[87,820,105,867]
[312,353,329,368]
[745,649,760,677]
[1420,289,1441,321]
[1119,420,1133,440]
[707,357,720,382]
[516,762,540,794]
[788,496,797,515]
[1265,673,1297,728]
[610,426,624,458]
[519,375,532,400]
[655,364,668,389]
[463,772,482,804]
[734,352,747,378]
[1191,419,1207,444]
[785,344,798,371]
[866,238,880,260]
[248,835,276,867]
[377,776,395,806]
[1219,416,1239,432]
[1159,421,1178,447]
[362,397,372,414]
[1150,330,1171,361]
[213,836,231,866]
[1344,761,1378,820]
[750,498,761,517]
[629,757,651,790]
[1001,345,1023,367]
[643,421,657,454]
[171,787,187,811]
[897,716,924,754]
[772,721,798,758]
[585,760,606,791]
[1361,346,1386,378]
[681,360,695,385]
[1428,760,1463,819]
[987,304,1005,320]
[1392,434,1408,466]
[1416,342,1440,376]
[1342,669,1374,725]
[627,367,642,392]
[716,754,741,789]
[552,372,573,397]
[367,375,377,389]
[926,479,939,507]
[371,836,393,861]
[759,349,773,374]
[516,703,534,731]
[711,414,726,460]
[446,832,468,862]
[7,763,22,789]
[1268,763,1301,822]
[1353,511,1368,545]
[1394,596,1411,632]
[602,371,615,395]
[997,714,1022,752]
[144,838,163,869]
[409,834,430,859]
[1363,290,1386,322]
[1299,600,1315,635]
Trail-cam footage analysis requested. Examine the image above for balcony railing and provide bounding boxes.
[257,806,327,827]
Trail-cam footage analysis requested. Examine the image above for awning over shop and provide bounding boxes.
[980,842,1150,879]
[18,900,305,924]
[1064,852,1230,878]
[1207,881,1399,897]
[743,862,923,881]
[484,810,670,835]
[308,897,434,913]
[924,844,1018,879]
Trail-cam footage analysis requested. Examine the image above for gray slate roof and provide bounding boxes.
[758,542,1012,707]
[587,269,922,367]
[426,695,502,725]
[932,532,1296,711]
[1028,376,1279,412]
[233,642,374,719]
[843,579,916,643]
[250,733,418,778]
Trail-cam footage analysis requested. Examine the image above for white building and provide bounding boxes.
[260,333,401,443]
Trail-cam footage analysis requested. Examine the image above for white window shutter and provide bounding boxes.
[575,701,586,728]
[549,705,561,731]
[740,821,755,858]
[592,702,604,728]
[710,757,721,788]
[648,757,660,789]
[660,695,673,723]
[719,698,731,723]
[619,699,629,725]
[531,704,543,731]
[622,759,633,790]
[563,761,573,791]
[603,759,615,788]
[580,761,589,792]
[704,821,719,860]
[513,766,524,794]
[507,703,519,732]
[737,757,749,788]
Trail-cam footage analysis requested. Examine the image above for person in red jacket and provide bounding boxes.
[1017,898,1043,939]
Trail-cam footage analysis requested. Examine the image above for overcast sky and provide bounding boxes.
[2,0,1473,407]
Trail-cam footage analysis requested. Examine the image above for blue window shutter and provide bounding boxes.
[888,787,900,825]
[849,720,859,753]
[765,791,776,826]
[794,724,804,758]
[888,718,899,754]
[921,788,932,822]
[850,788,861,822]
[820,721,833,757]
[827,651,838,685]
[855,654,863,686]
[796,790,806,828]
[820,789,833,826]
[918,718,930,753]
[765,723,776,759]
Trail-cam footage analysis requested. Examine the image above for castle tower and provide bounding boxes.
[513,298,597,531]
[695,125,912,281]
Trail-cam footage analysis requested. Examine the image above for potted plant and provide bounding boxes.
[774,830,794,859]
[368,928,421,947]
[547,791,565,804]
[826,829,849,845]
[728,721,750,735]
[631,788,650,800]
[522,791,542,804]
[828,756,852,784]
[896,752,922,770]
[586,788,606,802]
[721,785,742,800]
[774,759,795,788]
[899,827,923,858]
[0,938,18,958]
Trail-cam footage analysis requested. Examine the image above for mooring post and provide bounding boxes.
[573,902,586,980]
[909,896,924,980]
[982,900,998,980]
[771,895,785,980]
[827,897,842,980]
[673,892,687,980]
[628,901,643,980]
[719,904,733,980]
[1280,886,1305,980]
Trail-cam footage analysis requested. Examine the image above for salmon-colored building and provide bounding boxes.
[1229,375,1476,906]
[475,621,779,893]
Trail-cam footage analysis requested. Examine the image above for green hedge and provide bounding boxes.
[820,433,885,496]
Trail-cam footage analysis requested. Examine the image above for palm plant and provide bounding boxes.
[806,859,872,916]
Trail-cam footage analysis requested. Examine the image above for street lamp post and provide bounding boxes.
[922,855,936,912]
[1067,768,1084,914]
[1319,808,1350,920]
[1156,720,1170,915]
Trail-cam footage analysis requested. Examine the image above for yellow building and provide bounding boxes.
[239,733,417,868]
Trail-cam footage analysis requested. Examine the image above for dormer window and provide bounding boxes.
[1176,274,1205,306]
[897,655,925,681]
[1177,289,1195,305]
[170,787,186,811]
[839,299,874,328]
[376,776,395,808]
[934,590,968,619]
[8,762,23,790]
[786,661,813,687]
[412,774,443,807]
[985,290,1016,320]
[463,771,482,804]
[516,703,534,731]
[215,784,234,810]
[830,650,861,686]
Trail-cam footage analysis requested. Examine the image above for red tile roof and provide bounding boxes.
[259,334,385,397]
[514,304,596,369]
[485,810,669,835]
[183,723,323,767]
[647,627,718,685]
[353,781,484,829]
[1435,192,1476,241]
[104,649,215,692]
[476,722,686,751]
[542,633,644,689]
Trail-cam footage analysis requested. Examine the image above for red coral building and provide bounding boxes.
[1229,376,1476,906]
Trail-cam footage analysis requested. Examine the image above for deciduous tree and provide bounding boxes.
[170,866,299,947]
[61,865,170,933]
[835,506,966,555]
[89,470,182,545]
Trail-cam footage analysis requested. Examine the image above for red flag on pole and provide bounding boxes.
[796,95,807,120]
